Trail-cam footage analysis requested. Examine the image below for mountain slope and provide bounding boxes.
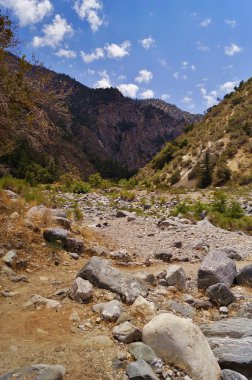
[137,79,252,187]
[0,54,200,180]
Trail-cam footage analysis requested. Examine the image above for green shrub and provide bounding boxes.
[88,172,103,187]
[213,164,232,186]
[169,170,181,185]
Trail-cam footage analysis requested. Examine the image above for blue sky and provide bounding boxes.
[1,0,252,113]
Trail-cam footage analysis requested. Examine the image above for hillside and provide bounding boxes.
[0,54,200,182]
[137,79,252,188]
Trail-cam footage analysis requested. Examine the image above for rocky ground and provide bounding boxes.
[0,189,252,380]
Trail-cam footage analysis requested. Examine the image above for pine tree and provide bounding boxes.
[198,149,213,188]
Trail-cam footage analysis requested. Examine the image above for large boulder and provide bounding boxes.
[43,228,68,243]
[201,318,252,339]
[142,313,221,380]
[77,257,148,304]
[198,250,237,290]
[206,283,236,306]
[235,265,252,287]
[0,364,66,380]
[221,369,248,380]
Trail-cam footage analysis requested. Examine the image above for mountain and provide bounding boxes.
[0,54,200,181]
[137,79,252,187]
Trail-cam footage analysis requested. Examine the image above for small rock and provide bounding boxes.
[64,237,84,255]
[128,342,158,364]
[9,211,20,220]
[165,265,186,291]
[110,249,132,263]
[93,300,123,322]
[0,364,66,380]
[43,228,68,243]
[68,277,93,303]
[23,295,61,310]
[68,252,79,260]
[154,251,173,262]
[2,250,17,267]
[130,296,157,322]
[206,283,236,306]
[221,369,248,380]
[126,359,159,380]
[112,321,142,343]
[235,265,252,287]
[69,310,80,322]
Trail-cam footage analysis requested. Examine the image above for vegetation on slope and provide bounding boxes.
[137,80,252,188]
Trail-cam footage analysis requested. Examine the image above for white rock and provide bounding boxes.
[142,313,221,380]
[68,277,93,303]
[130,296,157,322]
[23,295,61,310]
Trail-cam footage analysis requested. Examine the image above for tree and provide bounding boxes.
[198,149,213,188]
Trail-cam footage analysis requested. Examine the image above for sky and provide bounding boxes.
[1,0,252,113]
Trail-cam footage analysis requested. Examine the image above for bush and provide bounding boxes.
[212,191,227,213]
[213,164,232,186]
[169,170,181,185]
[59,173,90,194]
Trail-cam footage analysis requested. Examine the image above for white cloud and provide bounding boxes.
[95,70,111,88]
[32,15,73,48]
[182,61,188,68]
[139,36,155,50]
[191,64,196,71]
[80,47,104,63]
[0,0,53,26]
[87,68,95,75]
[117,84,139,98]
[55,48,76,58]
[197,41,210,52]
[220,81,239,93]
[225,19,237,28]
[135,69,153,83]
[173,72,179,79]
[159,59,167,67]
[118,74,126,81]
[74,0,104,32]
[141,89,154,99]
[182,96,193,104]
[224,43,243,56]
[200,18,212,27]
[161,94,171,101]
[200,87,218,107]
[105,41,131,59]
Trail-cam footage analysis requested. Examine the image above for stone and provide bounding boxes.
[0,364,66,380]
[174,241,182,248]
[237,303,252,318]
[128,342,158,364]
[116,210,131,218]
[53,217,71,230]
[219,306,229,315]
[68,252,79,260]
[197,218,214,228]
[2,250,17,267]
[83,335,114,349]
[235,265,252,287]
[165,265,186,291]
[221,369,248,380]
[126,360,159,380]
[198,250,237,290]
[154,251,173,262]
[9,211,19,220]
[112,322,142,343]
[222,248,243,261]
[23,295,61,310]
[68,277,93,303]
[163,300,196,319]
[201,318,252,339]
[43,228,68,243]
[93,300,123,322]
[110,249,132,263]
[142,313,221,380]
[207,336,252,378]
[64,237,84,255]
[77,257,148,304]
[206,283,236,306]
[130,296,157,322]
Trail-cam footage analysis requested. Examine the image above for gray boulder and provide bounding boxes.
[128,342,158,364]
[235,265,252,287]
[2,250,17,267]
[201,318,252,339]
[64,237,84,255]
[198,250,237,290]
[143,313,221,380]
[77,257,148,304]
[163,300,196,319]
[165,265,186,291]
[221,248,242,261]
[93,300,123,322]
[113,321,142,343]
[43,228,68,243]
[221,369,248,380]
[206,283,236,306]
[68,277,93,303]
[0,364,66,380]
[126,360,159,380]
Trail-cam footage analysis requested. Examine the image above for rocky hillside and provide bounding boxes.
[0,54,200,181]
[138,79,252,188]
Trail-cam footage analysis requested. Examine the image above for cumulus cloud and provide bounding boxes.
[117,84,139,98]
[224,43,243,56]
[55,48,76,58]
[220,81,239,93]
[95,70,111,88]
[74,0,104,32]
[200,87,218,107]
[139,36,155,50]
[182,96,193,104]
[105,41,131,58]
[225,19,237,28]
[161,94,171,101]
[0,0,53,26]
[80,47,104,63]
[135,69,153,83]
[141,89,154,99]
[32,15,73,48]
[200,18,212,27]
